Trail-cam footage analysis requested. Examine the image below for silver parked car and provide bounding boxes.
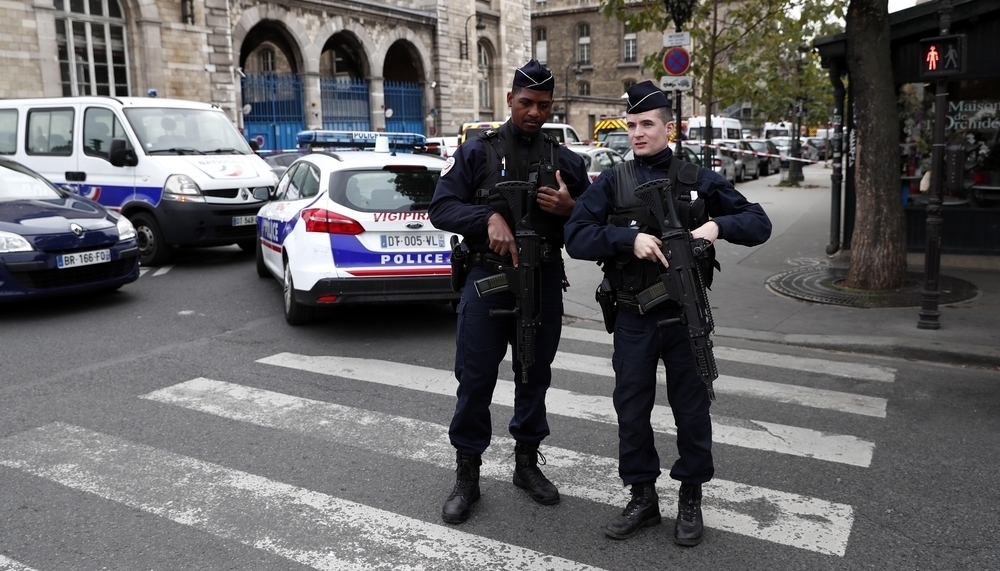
[717,139,760,182]
[684,142,736,183]
[746,139,781,176]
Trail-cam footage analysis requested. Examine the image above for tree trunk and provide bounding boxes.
[844,0,907,289]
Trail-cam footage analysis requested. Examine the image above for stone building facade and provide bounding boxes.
[0,0,531,144]
[530,0,695,141]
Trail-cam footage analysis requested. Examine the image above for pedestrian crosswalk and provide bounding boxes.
[0,324,895,567]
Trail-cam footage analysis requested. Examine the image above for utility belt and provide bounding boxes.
[468,244,563,272]
[615,286,678,316]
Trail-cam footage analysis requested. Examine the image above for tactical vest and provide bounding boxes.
[603,157,719,293]
[471,126,567,246]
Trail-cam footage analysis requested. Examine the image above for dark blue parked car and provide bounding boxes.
[0,158,140,300]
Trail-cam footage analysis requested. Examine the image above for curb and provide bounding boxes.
[714,327,1000,370]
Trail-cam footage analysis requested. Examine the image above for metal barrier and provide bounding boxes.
[320,76,371,131]
[384,80,424,134]
[242,73,304,152]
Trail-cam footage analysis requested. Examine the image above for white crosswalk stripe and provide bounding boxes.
[0,555,40,571]
[0,422,605,571]
[140,378,855,556]
[515,349,888,417]
[559,326,897,382]
[259,352,876,467]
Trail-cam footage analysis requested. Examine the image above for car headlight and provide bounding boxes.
[0,230,34,253]
[116,214,137,241]
[163,174,205,202]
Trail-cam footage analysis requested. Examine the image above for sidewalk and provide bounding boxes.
[562,162,1000,369]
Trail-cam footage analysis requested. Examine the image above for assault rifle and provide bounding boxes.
[472,181,542,383]
[633,178,719,400]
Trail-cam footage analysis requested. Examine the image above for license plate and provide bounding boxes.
[232,216,256,226]
[379,233,446,249]
[57,249,111,269]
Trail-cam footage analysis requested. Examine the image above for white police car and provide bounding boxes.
[253,131,460,324]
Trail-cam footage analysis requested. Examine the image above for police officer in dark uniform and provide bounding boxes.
[429,60,590,525]
[564,80,771,545]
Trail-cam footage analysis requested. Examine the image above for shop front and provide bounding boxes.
[816,0,1000,257]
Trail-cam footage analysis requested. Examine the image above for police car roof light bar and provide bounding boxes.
[295,130,428,154]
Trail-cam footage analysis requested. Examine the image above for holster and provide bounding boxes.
[450,236,470,292]
[595,276,618,334]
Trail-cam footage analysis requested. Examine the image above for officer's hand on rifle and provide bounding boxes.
[633,233,669,269]
[691,220,720,244]
[487,211,519,267]
[536,170,576,216]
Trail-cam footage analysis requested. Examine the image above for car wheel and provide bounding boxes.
[131,212,170,266]
[738,166,745,183]
[283,257,314,325]
[751,164,760,180]
[255,238,269,278]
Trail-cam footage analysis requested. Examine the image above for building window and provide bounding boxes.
[535,28,548,64]
[577,24,591,65]
[261,49,275,72]
[622,32,638,63]
[54,0,130,97]
[478,44,491,110]
[578,82,590,96]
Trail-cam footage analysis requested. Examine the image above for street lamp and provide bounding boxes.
[460,14,486,60]
[790,45,809,182]
[563,60,582,124]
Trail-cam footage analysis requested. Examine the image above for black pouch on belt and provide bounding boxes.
[450,236,470,292]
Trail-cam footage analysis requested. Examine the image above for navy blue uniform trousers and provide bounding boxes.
[612,306,715,486]
[449,264,564,456]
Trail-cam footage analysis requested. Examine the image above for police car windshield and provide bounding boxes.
[331,170,439,213]
[123,107,253,155]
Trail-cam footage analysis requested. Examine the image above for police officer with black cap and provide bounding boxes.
[564,80,771,545]
[429,60,590,524]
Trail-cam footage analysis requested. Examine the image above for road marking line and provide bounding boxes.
[0,555,40,571]
[153,265,173,276]
[518,350,887,418]
[559,326,897,382]
[0,422,604,571]
[257,353,874,467]
[142,378,854,556]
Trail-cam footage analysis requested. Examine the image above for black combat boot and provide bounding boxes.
[512,441,560,505]
[442,452,481,524]
[604,481,662,539]
[674,483,704,546]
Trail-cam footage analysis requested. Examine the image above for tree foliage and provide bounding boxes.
[598,0,846,131]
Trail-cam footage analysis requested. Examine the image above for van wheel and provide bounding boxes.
[131,212,171,266]
[255,238,269,278]
[283,257,314,325]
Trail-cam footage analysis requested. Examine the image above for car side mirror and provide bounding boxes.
[252,186,272,201]
[109,138,138,167]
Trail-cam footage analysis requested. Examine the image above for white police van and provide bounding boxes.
[253,131,460,324]
[0,96,276,266]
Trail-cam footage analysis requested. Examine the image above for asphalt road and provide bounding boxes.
[1,247,999,570]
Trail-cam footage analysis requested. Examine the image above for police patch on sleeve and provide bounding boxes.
[441,156,456,177]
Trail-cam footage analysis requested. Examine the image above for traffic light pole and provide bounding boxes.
[917,0,952,330]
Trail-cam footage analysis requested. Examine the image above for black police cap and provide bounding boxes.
[625,80,670,114]
[512,59,555,91]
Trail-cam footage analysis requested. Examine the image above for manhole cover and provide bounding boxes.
[765,266,979,308]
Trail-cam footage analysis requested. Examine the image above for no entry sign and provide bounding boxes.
[662,47,690,76]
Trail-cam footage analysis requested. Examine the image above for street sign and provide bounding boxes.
[662,47,690,76]
[662,32,691,48]
[659,75,692,92]
[919,34,966,78]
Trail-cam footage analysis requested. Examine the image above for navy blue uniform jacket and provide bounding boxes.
[429,125,590,244]
[564,150,771,261]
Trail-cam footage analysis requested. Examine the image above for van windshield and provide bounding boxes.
[124,108,253,156]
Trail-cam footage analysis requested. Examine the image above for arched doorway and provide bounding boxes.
[319,32,371,131]
[240,21,303,151]
[383,41,425,134]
